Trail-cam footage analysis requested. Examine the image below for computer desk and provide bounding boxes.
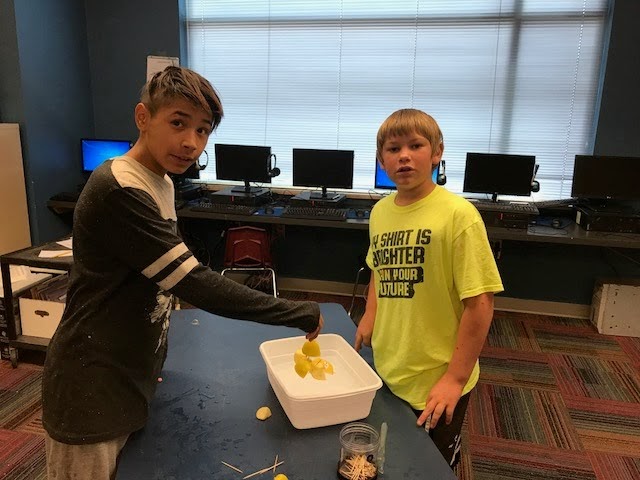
[46,196,640,248]
[116,303,458,479]
[176,204,640,249]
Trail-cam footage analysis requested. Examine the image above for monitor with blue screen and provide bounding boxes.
[374,160,439,189]
[81,138,132,173]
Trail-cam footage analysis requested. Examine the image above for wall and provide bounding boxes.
[1,0,638,304]
[0,0,23,122]
[84,0,182,141]
[594,0,640,156]
[0,0,94,243]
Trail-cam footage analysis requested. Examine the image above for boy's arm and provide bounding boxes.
[417,292,494,429]
[92,187,321,334]
[354,279,377,351]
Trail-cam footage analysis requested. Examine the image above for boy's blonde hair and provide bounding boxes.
[376,108,443,162]
[140,66,223,129]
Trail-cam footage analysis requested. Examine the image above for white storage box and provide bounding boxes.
[259,333,382,429]
[591,279,640,337]
[19,298,65,338]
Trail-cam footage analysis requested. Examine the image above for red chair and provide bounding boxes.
[221,226,278,297]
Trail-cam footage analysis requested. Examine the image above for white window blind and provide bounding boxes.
[186,0,609,200]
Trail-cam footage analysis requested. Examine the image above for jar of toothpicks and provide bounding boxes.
[337,422,379,480]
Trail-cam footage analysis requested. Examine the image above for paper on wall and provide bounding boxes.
[147,55,179,81]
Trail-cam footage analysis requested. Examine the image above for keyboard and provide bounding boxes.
[189,200,257,215]
[281,206,348,221]
[472,201,539,215]
[534,198,577,209]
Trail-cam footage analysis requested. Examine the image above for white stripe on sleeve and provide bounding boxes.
[142,243,189,279]
[157,256,199,291]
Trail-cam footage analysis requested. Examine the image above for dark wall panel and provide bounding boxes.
[85,0,181,141]
[0,0,23,123]
[11,0,93,243]
[594,0,640,156]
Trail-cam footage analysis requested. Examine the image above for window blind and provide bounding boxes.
[186,0,609,200]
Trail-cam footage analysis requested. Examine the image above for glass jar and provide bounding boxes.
[337,422,379,480]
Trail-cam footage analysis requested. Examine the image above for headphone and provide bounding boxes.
[531,163,540,192]
[195,150,209,171]
[436,160,447,185]
[268,153,280,178]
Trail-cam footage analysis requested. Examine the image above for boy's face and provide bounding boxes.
[379,132,442,194]
[135,98,213,176]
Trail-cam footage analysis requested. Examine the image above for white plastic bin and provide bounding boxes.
[259,333,382,429]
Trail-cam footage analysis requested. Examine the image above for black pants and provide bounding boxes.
[412,391,471,469]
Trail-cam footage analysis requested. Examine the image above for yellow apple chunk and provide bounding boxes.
[301,340,321,357]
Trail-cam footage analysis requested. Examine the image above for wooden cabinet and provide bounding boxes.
[0,124,31,255]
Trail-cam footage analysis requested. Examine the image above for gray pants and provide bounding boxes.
[45,432,129,480]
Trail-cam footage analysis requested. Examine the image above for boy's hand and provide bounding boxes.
[416,373,464,430]
[305,314,324,340]
[354,311,374,352]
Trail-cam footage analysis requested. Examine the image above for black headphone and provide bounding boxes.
[195,150,209,171]
[436,160,447,185]
[531,164,540,192]
[268,153,280,178]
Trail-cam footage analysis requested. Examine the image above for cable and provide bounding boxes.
[604,247,640,267]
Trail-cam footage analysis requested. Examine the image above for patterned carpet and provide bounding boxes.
[1,297,639,480]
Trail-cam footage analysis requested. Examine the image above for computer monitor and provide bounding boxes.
[374,160,440,189]
[214,143,273,195]
[571,155,639,201]
[81,138,132,173]
[292,148,354,200]
[463,152,536,200]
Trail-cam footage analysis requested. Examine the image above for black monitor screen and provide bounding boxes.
[374,159,439,189]
[292,148,354,189]
[463,152,535,196]
[571,155,639,200]
[214,144,272,184]
[81,138,132,173]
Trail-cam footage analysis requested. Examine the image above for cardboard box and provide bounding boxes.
[591,279,640,337]
[18,298,65,339]
[259,334,382,429]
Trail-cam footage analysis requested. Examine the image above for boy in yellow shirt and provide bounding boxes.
[355,108,503,469]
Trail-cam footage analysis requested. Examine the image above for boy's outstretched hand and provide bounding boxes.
[416,373,464,430]
[354,311,375,352]
[306,314,324,340]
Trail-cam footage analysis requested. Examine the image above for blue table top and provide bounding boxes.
[117,303,457,479]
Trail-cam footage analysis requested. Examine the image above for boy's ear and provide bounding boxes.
[434,142,444,161]
[134,103,150,130]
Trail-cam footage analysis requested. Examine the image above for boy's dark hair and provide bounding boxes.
[376,108,443,162]
[140,66,223,129]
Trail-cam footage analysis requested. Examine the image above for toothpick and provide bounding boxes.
[272,455,278,473]
[221,461,243,474]
[242,460,284,479]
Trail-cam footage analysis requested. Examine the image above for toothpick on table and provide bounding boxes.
[242,460,284,479]
[221,461,243,474]
[272,455,278,473]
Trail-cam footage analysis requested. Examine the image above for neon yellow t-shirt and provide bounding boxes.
[366,186,504,410]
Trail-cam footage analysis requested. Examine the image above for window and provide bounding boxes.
[186,0,609,199]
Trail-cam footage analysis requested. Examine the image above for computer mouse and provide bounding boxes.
[264,206,275,215]
[551,218,562,229]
